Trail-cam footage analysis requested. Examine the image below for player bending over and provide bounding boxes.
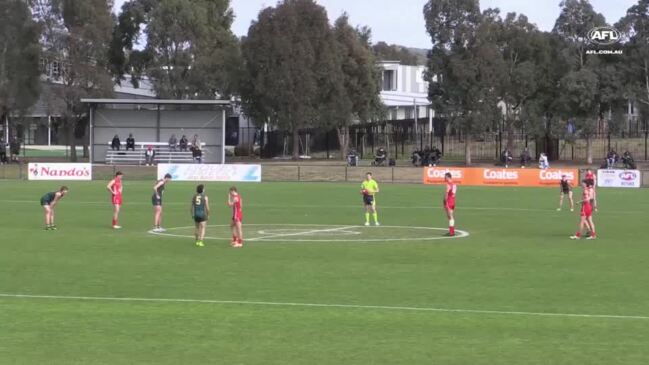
[228,186,243,247]
[107,171,124,229]
[191,184,210,247]
[40,186,69,230]
[443,173,456,236]
[557,174,574,212]
[571,180,597,240]
[152,173,172,232]
[361,172,380,226]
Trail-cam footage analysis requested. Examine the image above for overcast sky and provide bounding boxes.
[113,0,637,48]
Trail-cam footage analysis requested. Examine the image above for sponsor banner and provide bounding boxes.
[423,167,578,187]
[28,163,92,181]
[158,164,262,182]
[597,169,640,188]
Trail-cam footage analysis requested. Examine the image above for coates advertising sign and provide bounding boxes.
[158,164,261,182]
[422,167,465,184]
[423,167,577,187]
[28,163,92,181]
[597,169,641,188]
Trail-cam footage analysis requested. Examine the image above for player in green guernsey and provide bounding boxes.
[40,186,69,230]
[152,173,172,232]
[190,184,210,247]
[360,172,380,226]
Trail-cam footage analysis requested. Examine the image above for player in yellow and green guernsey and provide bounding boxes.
[361,172,380,226]
[190,184,210,247]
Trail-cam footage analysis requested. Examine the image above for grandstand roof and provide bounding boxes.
[81,98,231,105]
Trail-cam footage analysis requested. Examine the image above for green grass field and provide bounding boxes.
[1,179,649,364]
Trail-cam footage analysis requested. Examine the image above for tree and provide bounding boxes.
[497,13,547,150]
[111,0,241,99]
[329,15,383,159]
[424,0,505,164]
[553,0,606,69]
[240,0,341,159]
[552,0,609,163]
[618,0,649,132]
[33,0,114,161]
[372,42,422,65]
[0,0,41,126]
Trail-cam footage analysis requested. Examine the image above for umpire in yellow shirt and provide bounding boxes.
[361,172,380,226]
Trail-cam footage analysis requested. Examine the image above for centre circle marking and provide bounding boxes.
[148,224,470,243]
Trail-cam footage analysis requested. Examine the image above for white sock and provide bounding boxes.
[449,219,455,227]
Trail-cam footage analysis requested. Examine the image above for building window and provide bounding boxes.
[40,58,48,75]
[51,61,61,79]
[405,107,414,119]
[382,70,397,91]
[389,108,398,120]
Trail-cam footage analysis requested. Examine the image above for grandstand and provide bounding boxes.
[104,141,207,165]
[82,99,231,164]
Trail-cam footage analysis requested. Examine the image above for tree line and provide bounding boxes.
[3,0,649,162]
[425,0,649,164]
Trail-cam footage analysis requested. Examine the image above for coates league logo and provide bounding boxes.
[588,26,621,46]
[30,164,39,176]
[619,171,637,181]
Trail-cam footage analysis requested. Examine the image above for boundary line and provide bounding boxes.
[1,293,647,320]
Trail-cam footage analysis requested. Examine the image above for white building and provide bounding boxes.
[2,57,157,146]
[379,61,433,126]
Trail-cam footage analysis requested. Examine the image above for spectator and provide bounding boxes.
[520,147,531,168]
[606,149,618,169]
[500,148,513,168]
[191,136,203,163]
[126,133,135,151]
[111,134,121,151]
[144,145,156,166]
[0,137,7,164]
[430,146,442,166]
[191,134,200,148]
[539,152,549,169]
[168,134,178,151]
[622,151,636,169]
[179,135,189,151]
[347,148,359,167]
[9,136,20,162]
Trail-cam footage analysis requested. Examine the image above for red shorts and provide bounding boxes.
[581,204,592,217]
[112,195,122,205]
[232,213,243,223]
[444,198,455,210]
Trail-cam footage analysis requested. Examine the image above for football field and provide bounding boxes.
[1,180,648,364]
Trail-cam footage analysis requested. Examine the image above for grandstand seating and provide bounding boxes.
[105,142,204,165]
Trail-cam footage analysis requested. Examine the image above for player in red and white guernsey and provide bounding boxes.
[228,186,244,248]
[584,169,598,212]
[571,180,596,240]
[443,172,457,236]
[106,171,123,229]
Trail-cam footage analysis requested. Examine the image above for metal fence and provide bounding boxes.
[235,124,649,163]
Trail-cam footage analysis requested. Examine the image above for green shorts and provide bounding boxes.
[194,215,206,223]
[40,197,52,206]
[152,195,162,206]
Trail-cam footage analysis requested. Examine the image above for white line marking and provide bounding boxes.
[249,226,356,241]
[0,293,647,320]
[148,224,470,242]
